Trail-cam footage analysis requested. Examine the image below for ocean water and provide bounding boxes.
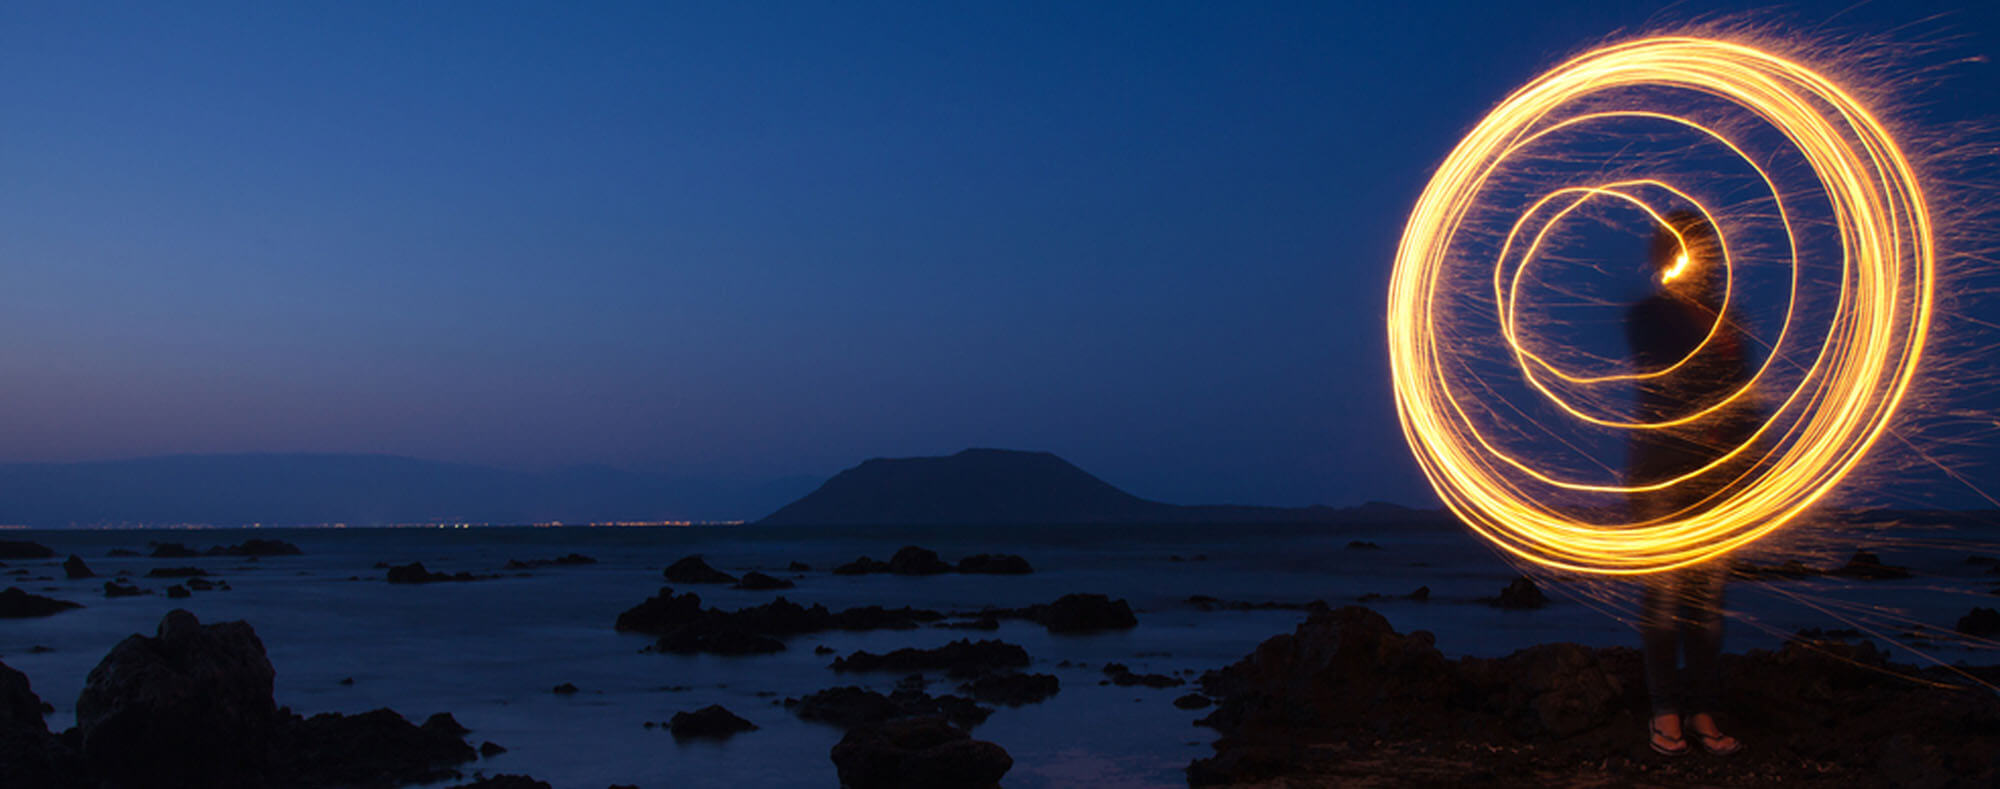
[1,522,1994,789]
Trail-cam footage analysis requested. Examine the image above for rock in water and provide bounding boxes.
[667,705,758,740]
[450,776,551,789]
[1488,576,1549,609]
[830,716,1012,789]
[732,571,795,590]
[0,587,81,618]
[63,555,94,580]
[75,609,281,788]
[1833,550,1912,580]
[662,556,736,584]
[0,540,54,559]
[887,546,953,576]
[1031,593,1137,633]
[1959,607,2000,637]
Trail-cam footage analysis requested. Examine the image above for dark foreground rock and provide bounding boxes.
[1832,550,1913,580]
[147,543,201,559]
[667,705,758,740]
[613,589,944,655]
[1189,605,2000,788]
[103,581,146,598]
[8,609,483,788]
[1102,662,1183,688]
[662,555,736,584]
[830,716,1012,789]
[1959,607,2000,637]
[63,555,93,580]
[831,639,1030,678]
[0,587,81,618]
[1,660,81,788]
[887,546,953,575]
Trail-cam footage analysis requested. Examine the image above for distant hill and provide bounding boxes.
[0,454,814,527]
[757,448,1434,526]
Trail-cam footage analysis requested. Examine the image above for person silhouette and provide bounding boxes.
[1626,210,1753,757]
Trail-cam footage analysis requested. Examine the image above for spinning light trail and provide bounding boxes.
[1388,36,1934,575]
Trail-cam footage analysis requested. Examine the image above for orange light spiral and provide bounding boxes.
[1388,36,1933,575]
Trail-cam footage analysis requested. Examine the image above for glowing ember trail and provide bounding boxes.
[1388,37,1934,575]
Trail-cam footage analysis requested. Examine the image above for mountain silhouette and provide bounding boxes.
[757,448,1427,526]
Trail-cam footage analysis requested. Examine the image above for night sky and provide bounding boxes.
[3,1,1997,509]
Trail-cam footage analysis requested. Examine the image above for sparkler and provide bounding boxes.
[1388,37,1934,575]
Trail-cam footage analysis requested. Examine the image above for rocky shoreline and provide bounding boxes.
[1190,606,2000,788]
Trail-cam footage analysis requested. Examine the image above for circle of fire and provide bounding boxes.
[1388,37,1933,575]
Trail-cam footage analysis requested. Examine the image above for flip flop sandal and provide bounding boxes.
[1695,730,1743,756]
[1650,721,1690,757]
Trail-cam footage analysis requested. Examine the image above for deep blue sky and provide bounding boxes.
[2,1,1996,509]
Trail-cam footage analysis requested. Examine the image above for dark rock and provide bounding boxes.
[831,640,1031,678]
[75,609,282,788]
[887,546,953,576]
[1958,607,2000,637]
[1733,559,1823,580]
[786,686,991,730]
[166,585,191,599]
[0,540,54,559]
[503,553,596,570]
[830,716,1012,789]
[386,562,485,584]
[1486,576,1549,609]
[338,677,355,686]
[0,659,79,788]
[668,705,758,739]
[63,555,93,580]
[450,776,549,789]
[285,708,477,786]
[613,588,706,633]
[651,626,785,656]
[106,549,141,557]
[956,672,1059,705]
[148,543,201,559]
[833,556,891,575]
[614,589,944,655]
[786,561,812,572]
[662,556,736,584]
[551,682,579,695]
[814,645,836,655]
[1832,551,1912,580]
[0,587,81,618]
[1174,693,1212,709]
[103,581,146,598]
[478,741,507,757]
[1103,663,1184,688]
[1408,586,1430,602]
[186,578,216,591]
[956,553,1033,574]
[733,571,795,590]
[1188,604,2000,788]
[1346,540,1383,550]
[146,566,208,578]
[207,540,303,557]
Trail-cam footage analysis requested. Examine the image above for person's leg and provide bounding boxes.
[1640,571,1687,753]
[1677,563,1740,753]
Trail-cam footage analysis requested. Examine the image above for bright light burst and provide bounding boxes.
[1388,36,1934,575]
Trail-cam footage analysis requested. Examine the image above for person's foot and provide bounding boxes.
[1649,713,1689,757]
[1688,712,1742,756]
